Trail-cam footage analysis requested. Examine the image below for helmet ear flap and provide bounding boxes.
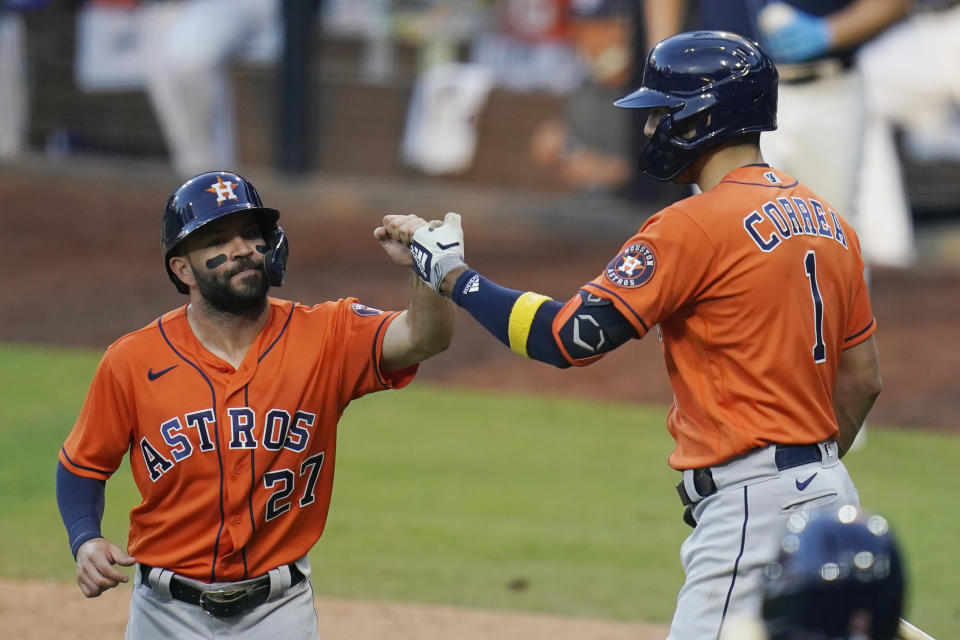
[262,225,288,287]
[641,112,700,181]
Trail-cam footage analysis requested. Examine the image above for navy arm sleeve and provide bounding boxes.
[56,461,106,558]
[450,269,569,367]
[449,269,635,367]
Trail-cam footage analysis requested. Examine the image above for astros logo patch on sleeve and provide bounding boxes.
[605,243,657,288]
[351,303,384,316]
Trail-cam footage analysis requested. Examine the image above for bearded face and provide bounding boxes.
[188,252,269,314]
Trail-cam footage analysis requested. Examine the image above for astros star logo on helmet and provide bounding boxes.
[206,176,239,204]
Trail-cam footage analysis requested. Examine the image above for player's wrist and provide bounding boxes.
[440,265,470,297]
[73,534,106,560]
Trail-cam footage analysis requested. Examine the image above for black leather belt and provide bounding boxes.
[676,443,823,508]
[140,563,305,618]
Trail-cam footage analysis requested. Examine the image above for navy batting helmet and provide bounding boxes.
[762,505,905,640]
[162,171,289,294]
[614,30,778,181]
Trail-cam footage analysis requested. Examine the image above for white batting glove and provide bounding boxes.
[409,212,465,295]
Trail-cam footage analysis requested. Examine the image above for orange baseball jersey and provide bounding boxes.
[59,297,415,582]
[564,165,875,469]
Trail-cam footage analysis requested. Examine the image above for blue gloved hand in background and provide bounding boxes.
[762,7,831,63]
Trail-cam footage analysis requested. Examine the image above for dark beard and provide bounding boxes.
[191,256,269,314]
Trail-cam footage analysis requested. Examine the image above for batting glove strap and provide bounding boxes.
[409,212,465,295]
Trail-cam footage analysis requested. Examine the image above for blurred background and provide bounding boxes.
[2,0,959,254]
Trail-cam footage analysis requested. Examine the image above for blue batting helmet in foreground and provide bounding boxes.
[762,505,905,640]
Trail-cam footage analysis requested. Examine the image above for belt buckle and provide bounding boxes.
[199,586,254,617]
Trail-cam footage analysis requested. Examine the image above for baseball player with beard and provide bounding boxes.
[403,31,882,640]
[55,171,457,639]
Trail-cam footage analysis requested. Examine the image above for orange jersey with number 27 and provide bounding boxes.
[577,165,875,469]
[59,297,414,582]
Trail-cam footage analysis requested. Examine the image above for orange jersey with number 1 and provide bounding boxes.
[59,297,415,582]
[578,165,875,470]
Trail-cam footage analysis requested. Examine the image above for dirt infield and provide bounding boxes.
[0,580,668,640]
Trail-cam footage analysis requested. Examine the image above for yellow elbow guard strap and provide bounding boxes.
[507,292,553,357]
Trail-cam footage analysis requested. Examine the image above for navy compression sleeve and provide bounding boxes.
[56,461,106,558]
[450,269,569,367]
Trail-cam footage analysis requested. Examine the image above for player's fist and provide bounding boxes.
[409,212,466,295]
[75,537,136,598]
[375,214,431,267]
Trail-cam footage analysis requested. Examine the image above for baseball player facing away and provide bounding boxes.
[55,171,455,639]
[404,31,881,640]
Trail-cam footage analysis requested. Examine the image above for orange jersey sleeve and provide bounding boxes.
[59,349,138,480]
[581,166,876,469]
[59,297,415,582]
[582,204,718,339]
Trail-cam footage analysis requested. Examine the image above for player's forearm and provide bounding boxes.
[826,0,909,51]
[833,387,879,456]
[403,274,456,358]
[56,462,107,558]
[832,337,882,456]
[445,269,570,367]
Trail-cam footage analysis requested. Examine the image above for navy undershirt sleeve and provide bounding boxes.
[450,269,569,367]
[56,461,106,558]
[450,270,517,345]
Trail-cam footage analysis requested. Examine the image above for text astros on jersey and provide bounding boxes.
[585,165,876,470]
[58,297,416,583]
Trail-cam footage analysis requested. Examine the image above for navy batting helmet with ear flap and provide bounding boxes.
[615,30,778,181]
[762,505,905,640]
[162,171,289,294]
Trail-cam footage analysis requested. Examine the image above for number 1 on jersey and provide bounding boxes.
[804,250,826,363]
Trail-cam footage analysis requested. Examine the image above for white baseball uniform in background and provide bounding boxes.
[0,11,27,160]
[856,1,960,268]
[139,0,281,178]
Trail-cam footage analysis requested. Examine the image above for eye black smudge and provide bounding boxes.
[205,254,228,269]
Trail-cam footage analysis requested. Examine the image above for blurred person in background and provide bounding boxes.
[139,0,282,177]
[0,0,43,160]
[643,0,910,265]
[856,0,960,268]
[471,0,584,94]
[528,0,635,194]
[394,0,496,176]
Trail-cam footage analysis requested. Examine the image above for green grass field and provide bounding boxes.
[1,343,956,636]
